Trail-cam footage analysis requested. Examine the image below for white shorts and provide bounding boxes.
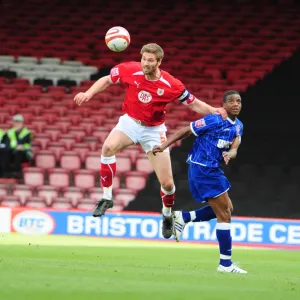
[113,114,169,153]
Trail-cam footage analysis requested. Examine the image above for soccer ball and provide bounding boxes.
[105,26,130,52]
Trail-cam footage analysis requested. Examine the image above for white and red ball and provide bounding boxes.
[105,26,130,52]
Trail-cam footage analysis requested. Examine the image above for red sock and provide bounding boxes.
[100,156,116,188]
[160,187,175,208]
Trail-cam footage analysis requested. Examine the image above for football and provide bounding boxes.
[105,26,130,52]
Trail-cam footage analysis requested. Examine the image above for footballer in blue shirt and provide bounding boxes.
[153,90,247,273]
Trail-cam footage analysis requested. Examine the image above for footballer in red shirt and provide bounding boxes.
[74,43,226,239]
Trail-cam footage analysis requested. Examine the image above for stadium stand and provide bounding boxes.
[0,0,299,217]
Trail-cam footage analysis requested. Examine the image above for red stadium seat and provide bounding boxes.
[31,118,48,132]
[35,150,56,169]
[199,88,216,99]
[91,128,110,143]
[60,151,81,170]
[82,136,99,151]
[116,153,132,173]
[227,70,243,83]
[36,185,59,206]
[74,169,96,189]
[68,126,87,141]
[165,117,179,129]
[57,134,76,150]
[51,197,73,209]
[135,154,153,174]
[12,184,34,205]
[62,187,84,206]
[23,167,45,187]
[54,119,72,132]
[39,113,58,124]
[72,143,91,162]
[0,184,9,198]
[48,168,70,188]
[78,120,95,135]
[87,187,103,201]
[76,198,97,211]
[43,125,61,141]
[102,119,119,131]
[32,133,51,150]
[203,68,222,80]
[114,188,136,207]
[120,146,141,164]
[0,195,22,207]
[89,114,106,126]
[25,196,47,208]
[47,142,66,161]
[85,152,100,171]
[124,171,148,191]
[51,104,68,117]
[110,204,125,212]
[65,112,82,125]
[0,113,8,124]
[113,174,121,189]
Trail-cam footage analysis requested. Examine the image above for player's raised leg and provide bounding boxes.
[208,193,247,274]
[93,129,135,217]
[172,206,216,242]
[147,151,175,239]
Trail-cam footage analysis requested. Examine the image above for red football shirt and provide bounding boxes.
[110,61,195,126]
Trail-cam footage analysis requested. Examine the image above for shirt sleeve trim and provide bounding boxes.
[190,122,198,136]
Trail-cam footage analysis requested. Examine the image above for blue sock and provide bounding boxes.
[216,223,232,267]
[182,205,216,223]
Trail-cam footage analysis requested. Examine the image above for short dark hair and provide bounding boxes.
[223,90,240,103]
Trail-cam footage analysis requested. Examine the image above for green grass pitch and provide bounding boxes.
[0,234,299,300]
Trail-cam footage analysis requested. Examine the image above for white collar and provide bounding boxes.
[227,117,236,124]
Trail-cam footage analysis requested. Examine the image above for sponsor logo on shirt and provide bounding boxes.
[111,67,119,77]
[195,119,206,128]
[157,88,164,96]
[138,90,152,103]
[217,139,232,149]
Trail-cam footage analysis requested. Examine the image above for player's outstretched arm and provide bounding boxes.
[152,126,192,155]
[188,98,227,120]
[222,137,241,165]
[74,75,113,106]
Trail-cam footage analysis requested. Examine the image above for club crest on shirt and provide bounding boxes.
[195,119,206,128]
[138,90,152,103]
[157,88,164,96]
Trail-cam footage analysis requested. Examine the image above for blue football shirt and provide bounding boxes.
[187,114,243,168]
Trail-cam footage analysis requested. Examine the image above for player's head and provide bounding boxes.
[223,90,242,117]
[140,43,164,76]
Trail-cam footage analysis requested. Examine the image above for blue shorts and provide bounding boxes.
[188,163,231,203]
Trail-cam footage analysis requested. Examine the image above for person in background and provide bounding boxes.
[0,114,33,178]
